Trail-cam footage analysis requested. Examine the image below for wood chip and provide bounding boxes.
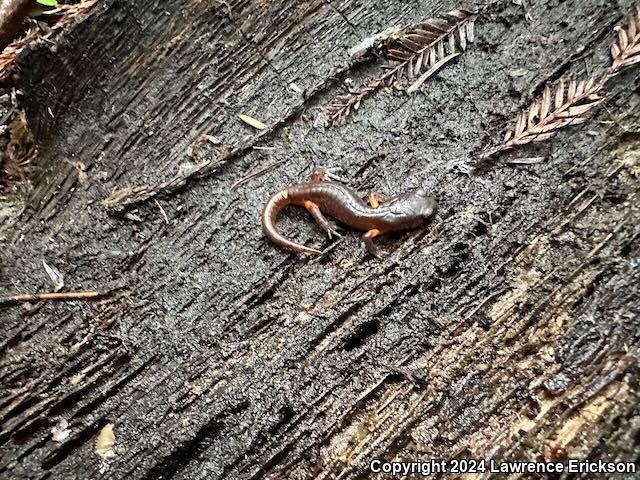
[95,424,116,458]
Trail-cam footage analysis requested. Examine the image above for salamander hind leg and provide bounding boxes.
[362,229,382,257]
[304,200,342,239]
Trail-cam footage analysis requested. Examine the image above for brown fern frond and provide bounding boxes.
[501,77,607,149]
[326,8,477,125]
[610,6,640,72]
[385,9,477,93]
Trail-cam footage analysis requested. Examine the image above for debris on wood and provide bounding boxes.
[280,127,291,149]
[1,111,36,187]
[610,6,640,72]
[289,82,304,94]
[124,212,143,222]
[238,113,268,130]
[482,5,640,161]
[0,0,97,84]
[51,418,71,443]
[502,77,607,149]
[102,186,153,208]
[95,423,116,458]
[187,133,222,157]
[543,439,569,462]
[0,290,102,307]
[231,160,285,191]
[347,25,402,61]
[326,8,477,125]
[155,199,169,224]
[0,0,36,52]
[72,160,88,184]
[42,259,64,291]
[505,156,545,165]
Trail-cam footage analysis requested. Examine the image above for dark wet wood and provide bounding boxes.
[1,0,638,478]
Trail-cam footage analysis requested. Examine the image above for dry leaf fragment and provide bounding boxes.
[96,423,116,458]
[42,260,64,292]
[124,212,143,222]
[238,113,267,130]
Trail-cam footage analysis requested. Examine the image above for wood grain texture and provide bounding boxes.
[1,0,638,479]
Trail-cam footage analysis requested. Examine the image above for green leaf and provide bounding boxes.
[238,113,267,130]
[280,127,291,149]
[37,0,59,6]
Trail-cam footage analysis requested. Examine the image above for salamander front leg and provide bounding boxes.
[362,229,382,257]
[367,192,386,209]
[304,200,342,239]
[310,167,348,183]
[309,169,326,182]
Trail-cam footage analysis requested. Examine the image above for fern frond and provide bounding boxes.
[611,6,640,71]
[385,9,477,92]
[326,8,477,125]
[502,77,606,149]
[325,76,388,125]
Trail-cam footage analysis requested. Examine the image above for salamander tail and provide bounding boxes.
[261,190,322,255]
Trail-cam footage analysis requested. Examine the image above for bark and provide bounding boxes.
[1,0,639,479]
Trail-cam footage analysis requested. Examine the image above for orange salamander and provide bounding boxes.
[261,169,436,256]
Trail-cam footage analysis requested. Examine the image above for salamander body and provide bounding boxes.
[261,170,436,255]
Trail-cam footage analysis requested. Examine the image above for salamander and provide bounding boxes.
[261,169,437,256]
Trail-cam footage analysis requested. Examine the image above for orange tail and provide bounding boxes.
[261,191,322,255]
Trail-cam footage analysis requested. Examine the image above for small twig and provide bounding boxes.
[0,290,103,307]
[155,199,169,224]
[505,156,545,165]
[230,160,286,191]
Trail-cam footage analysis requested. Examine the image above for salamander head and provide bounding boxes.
[383,188,437,230]
[412,188,437,219]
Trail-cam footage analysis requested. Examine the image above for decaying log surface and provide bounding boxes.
[1,0,638,478]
